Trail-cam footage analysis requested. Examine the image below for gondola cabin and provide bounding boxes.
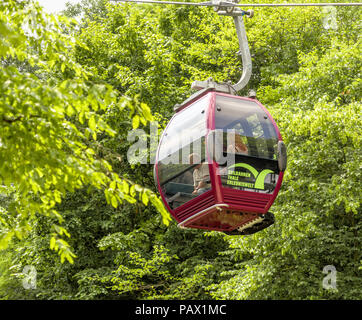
[154,88,287,235]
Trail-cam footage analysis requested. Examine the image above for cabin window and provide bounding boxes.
[213,95,279,193]
[157,97,210,208]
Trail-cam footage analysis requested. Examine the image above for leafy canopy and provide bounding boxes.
[0,0,170,263]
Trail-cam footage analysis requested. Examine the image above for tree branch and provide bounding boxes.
[2,116,23,123]
[2,114,42,124]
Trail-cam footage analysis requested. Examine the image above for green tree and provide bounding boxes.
[210,39,361,300]
[0,0,170,264]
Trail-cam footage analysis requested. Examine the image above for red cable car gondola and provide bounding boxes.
[154,4,287,235]
[154,88,287,235]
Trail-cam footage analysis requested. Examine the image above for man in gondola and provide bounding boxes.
[189,153,210,195]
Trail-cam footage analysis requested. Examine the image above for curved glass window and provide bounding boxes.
[214,95,278,160]
[157,96,210,209]
[213,95,279,193]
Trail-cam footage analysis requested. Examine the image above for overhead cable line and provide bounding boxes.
[113,0,362,7]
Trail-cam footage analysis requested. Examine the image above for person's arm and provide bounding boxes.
[197,180,207,189]
[192,170,200,194]
[198,164,209,188]
[192,177,207,194]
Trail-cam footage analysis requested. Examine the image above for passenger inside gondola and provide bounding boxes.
[226,131,248,155]
[189,153,210,195]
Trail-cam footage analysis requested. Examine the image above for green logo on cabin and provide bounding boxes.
[226,163,273,190]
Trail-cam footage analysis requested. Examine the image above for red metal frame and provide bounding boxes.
[154,91,285,232]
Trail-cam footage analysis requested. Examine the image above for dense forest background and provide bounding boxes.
[0,0,361,300]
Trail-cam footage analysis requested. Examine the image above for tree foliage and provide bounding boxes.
[0,0,361,300]
[0,0,170,264]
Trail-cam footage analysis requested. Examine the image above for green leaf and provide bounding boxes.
[122,180,129,194]
[110,180,116,190]
[142,192,149,206]
[111,195,118,208]
[89,115,96,131]
[132,115,140,129]
[50,236,56,250]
